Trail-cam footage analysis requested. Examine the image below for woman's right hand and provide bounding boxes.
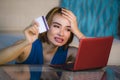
[61,8,86,39]
[24,21,39,44]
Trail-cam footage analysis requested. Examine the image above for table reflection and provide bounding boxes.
[0,64,105,80]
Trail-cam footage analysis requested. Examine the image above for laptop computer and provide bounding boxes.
[50,36,113,71]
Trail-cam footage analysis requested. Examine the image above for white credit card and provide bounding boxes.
[35,16,49,33]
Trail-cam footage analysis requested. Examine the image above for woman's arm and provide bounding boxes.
[61,8,86,39]
[0,22,39,65]
[0,40,29,65]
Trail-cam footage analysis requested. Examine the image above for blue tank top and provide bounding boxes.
[16,39,68,80]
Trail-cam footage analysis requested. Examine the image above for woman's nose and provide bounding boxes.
[58,29,64,36]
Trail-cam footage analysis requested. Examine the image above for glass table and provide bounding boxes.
[0,64,119,80]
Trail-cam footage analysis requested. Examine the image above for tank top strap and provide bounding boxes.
[17,39,43,64]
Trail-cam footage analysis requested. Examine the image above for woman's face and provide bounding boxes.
[47,14,71,46]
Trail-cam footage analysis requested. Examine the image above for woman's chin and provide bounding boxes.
[53,42,65,47]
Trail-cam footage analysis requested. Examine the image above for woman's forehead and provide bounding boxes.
[52,14,70,26]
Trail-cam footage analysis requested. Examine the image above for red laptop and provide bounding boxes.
[50,36,113,71]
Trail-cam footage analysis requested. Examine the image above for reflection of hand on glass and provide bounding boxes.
[60,72,71,80]
[41,71,59,80]
[2,65,30,80]
[40,66,60,80]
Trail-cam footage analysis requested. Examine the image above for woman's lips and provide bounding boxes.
[54,37,64,43]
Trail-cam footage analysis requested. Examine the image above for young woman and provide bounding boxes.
[0,7,85,79]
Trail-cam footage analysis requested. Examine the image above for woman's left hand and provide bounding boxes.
[61,8,85,39]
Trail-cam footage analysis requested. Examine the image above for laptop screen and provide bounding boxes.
[74,36,113,70]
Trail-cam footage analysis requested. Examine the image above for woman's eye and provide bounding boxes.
[53,25,60,28]
[66,28,71,32]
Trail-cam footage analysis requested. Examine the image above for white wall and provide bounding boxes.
[0,0,60,31]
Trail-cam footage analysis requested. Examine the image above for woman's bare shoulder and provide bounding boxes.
[66,46,78,63]
[68,46,78,52]
[68,46,78,57]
